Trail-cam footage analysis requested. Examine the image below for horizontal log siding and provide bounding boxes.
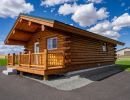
[26,27,67,53]
[70,35,116,69]
[25,27,116,72]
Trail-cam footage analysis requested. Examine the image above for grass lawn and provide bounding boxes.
[0,58,7,66]
[116,58,130,71]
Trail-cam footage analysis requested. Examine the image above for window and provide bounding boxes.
[102,43,107,52]
[47,37,57,50]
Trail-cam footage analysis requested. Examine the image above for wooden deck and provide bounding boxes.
[7,49,66,79]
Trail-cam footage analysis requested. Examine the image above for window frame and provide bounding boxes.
[102,43,108,52]
[47,37,58,50]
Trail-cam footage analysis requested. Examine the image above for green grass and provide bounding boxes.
[116,58,130,71]
[0,58,7,66]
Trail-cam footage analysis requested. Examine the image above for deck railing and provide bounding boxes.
[7,49,65,69]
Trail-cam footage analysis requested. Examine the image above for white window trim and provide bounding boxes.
[102,43,107,52]
[47,37,58,50]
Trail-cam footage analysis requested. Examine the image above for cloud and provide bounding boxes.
[89,13,130,40]
[58,3,78,15]
[70,24,74,26]
[89,20,112,33]
[41,0,77,7]
[89,20,120,40]
[87,0,102,3]
[59,3,108,26]
[50,8,56,12]
[0,0,34,18]
[125,7,130,11]
[112,13,130,30]
[0,41,24,55]
[121,2,125,7]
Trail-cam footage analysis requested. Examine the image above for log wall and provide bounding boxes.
[26,27,67,53]
[25,27,116,72]
[69,34,116,70]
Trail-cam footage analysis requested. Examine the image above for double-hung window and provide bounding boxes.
[47,37,57,50]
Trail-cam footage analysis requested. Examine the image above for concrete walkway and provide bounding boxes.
[0,66,130,100]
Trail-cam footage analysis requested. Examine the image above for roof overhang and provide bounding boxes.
[5,14,55,45]
[5,14,125,46]
[53,21,125,46]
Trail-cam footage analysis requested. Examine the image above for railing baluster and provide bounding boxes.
[12,53,15,66]
[28,51,31,67]
[18,52,21,66]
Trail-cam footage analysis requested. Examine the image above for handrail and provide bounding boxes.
[7,49,65,69]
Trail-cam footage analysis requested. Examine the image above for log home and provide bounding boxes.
[5,14,124,80]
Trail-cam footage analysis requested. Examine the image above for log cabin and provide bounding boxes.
[5,14,124,80]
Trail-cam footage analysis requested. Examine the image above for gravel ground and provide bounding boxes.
[24,65,122,91]
[25,75,93,91]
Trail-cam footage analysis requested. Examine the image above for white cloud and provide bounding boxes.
[89,20,112,33]
[59,3,108,27]
[88,0,102,3]
[112,13,130,30]
[89,13,130,40]
[41,0,77,7]
[0,0,34,18]
[0,41,24,55]
[70,24,74,26]
[89,20,120,40]
[58,3,78,15]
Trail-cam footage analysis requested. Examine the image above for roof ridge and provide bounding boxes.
[19,13,55,22]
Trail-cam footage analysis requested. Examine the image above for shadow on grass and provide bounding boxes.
[116,64,130,71]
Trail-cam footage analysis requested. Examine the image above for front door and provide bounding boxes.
[34,42,39,53]
[34,42,39,64]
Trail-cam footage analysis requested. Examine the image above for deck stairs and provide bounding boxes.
[2,68,17,75]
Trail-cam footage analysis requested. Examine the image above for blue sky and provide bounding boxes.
[0,0,130,54]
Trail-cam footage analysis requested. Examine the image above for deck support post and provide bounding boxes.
[43,75,48,80]
[19,71,23,77]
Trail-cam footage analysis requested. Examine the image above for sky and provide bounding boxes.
[0,0,130,54]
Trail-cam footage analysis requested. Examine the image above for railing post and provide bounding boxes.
[63,51,65,68]
[18,52,22,66]
[44,49,48,70]
[7,54,10,65]
[28,51,31,67]
[12,53,15,66]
